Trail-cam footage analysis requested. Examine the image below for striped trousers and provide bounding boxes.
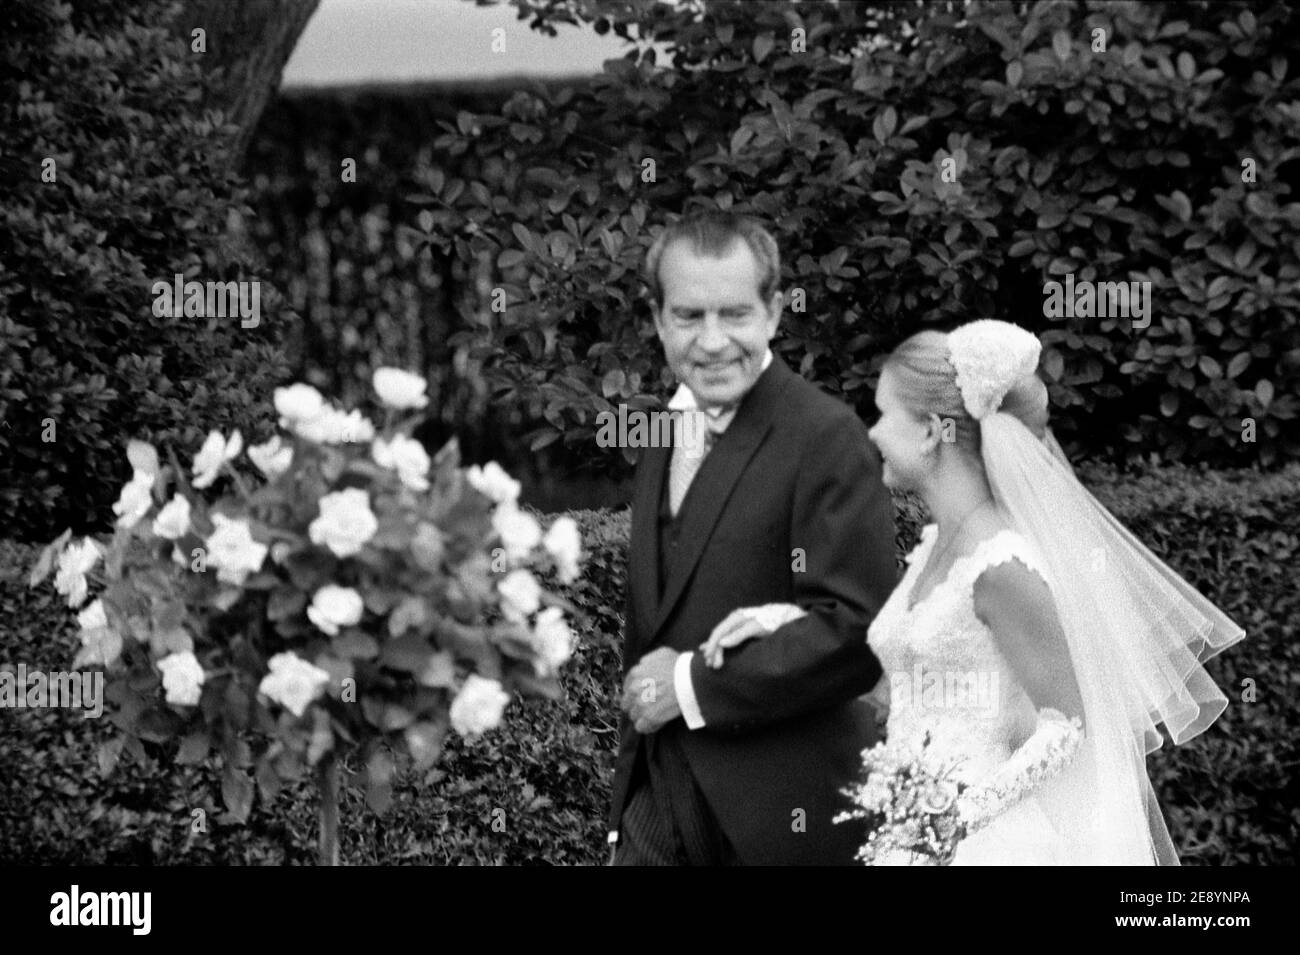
[612,726,739,866]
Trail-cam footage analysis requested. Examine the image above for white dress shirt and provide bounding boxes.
[665,348,775,730]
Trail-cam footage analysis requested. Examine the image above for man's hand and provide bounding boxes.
[621,647,682,734]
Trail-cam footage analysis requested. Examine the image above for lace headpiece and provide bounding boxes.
[946,320,1042,421]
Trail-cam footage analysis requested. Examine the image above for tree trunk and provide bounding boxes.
[174,0,320,170]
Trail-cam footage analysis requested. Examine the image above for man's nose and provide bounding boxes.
[695,315,729,352]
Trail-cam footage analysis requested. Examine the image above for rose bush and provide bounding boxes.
[28,369,584,863]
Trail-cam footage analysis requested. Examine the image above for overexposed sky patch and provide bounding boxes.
[282,0,630,86]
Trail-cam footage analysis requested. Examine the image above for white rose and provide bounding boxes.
[332,408,375,444]
[192,429,243,490]
[294,406,375,445]
[492,502,542,561]
[158,651,205,706]
[309,487,378,558]
[542,516,582,584]
[77,599,108,632]
[371,435,430,491]
[449,674,510,738]
[248,435,293,478]
[258,652,331,718]
[532,606,574,674]
[204,513,269,585]
[152,494,192,539]
[497,568,541,622]
[112,468,155,529]
[466,461,520,505]
[373,367,430,410]
[54,538,102,608]
[274,383,327,424]
[306,584,365,636]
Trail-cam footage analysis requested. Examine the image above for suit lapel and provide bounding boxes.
[647,357,793,640]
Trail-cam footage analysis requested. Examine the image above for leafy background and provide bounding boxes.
[0,0,1296,865]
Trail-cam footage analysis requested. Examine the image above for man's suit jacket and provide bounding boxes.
[609,354,900,865]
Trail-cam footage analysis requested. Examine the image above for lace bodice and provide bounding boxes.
[867,524,1053,784]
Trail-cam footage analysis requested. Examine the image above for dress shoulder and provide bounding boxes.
[964,528,1051,587]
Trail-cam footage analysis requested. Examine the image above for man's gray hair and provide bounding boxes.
[643,210,782,307]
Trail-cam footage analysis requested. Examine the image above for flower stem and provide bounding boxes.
[317,752,340,866]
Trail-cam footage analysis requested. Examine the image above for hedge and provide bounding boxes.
[1,462,1293,864]
[407,0,1300,477]
[0,0,291,543]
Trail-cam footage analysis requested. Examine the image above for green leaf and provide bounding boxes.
[1005,61,1023,87]
[382,704,415,730]
[872,106,897,143]
[1206,276,1232,299]
[1226,353,1251,379]
[405,720,448,770]
[601,369,626,399]
[1052,30,1071,62]
[333,631,380,660]
[97,737,125,777]
[387,596,430,638]
[267,586,306,622]
[221,763,255,823]
[176,730,210,765]
[381,632,433,671]
[1036,210,1067,229]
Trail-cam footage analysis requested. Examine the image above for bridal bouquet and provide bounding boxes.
[834,732,971,866]
[28,369,583,863]
[836,711,1086,866]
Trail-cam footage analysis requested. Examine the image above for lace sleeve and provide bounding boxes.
[956,707,1084,832]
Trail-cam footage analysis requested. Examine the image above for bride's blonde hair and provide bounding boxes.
[882,329,1050,458]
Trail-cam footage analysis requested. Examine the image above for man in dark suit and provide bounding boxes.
[608,211,899,865]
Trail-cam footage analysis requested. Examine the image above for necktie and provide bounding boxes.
[668,409,723,516]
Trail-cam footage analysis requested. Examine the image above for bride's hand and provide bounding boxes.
[699,604,806,669]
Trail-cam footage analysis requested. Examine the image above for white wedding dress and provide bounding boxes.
[865,523,1071,865]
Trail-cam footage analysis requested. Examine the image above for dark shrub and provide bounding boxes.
[407,0,1299,475]
[0,0,291,542]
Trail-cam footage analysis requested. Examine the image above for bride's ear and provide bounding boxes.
[922,412,946,455]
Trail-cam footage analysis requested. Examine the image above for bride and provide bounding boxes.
[699,320,1245,865]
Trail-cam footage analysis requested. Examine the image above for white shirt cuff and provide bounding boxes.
[674,651,706,729]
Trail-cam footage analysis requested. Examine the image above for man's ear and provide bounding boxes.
[650,301,666,336]
[765,288,784,332]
